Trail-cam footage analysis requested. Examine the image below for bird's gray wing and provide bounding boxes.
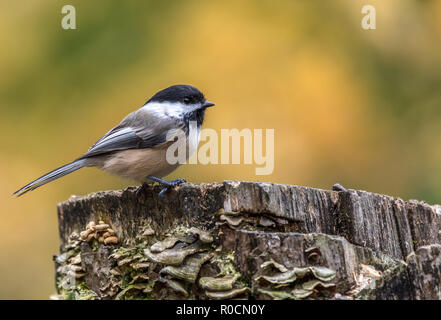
[79,108,183,159]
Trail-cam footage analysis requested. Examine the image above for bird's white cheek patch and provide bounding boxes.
[141,102,186,119]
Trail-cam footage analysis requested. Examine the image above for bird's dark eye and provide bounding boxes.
[183,97,191,104]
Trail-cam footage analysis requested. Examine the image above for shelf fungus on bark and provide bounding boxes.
[218,213,244,228]
[144,246,207,266]
[258,217,276,228]
[150,237,182,253]
[188,227,214,244]
[199,274,240,291]
[79,220,118,245]
[309,266,337,282]
[255,259,337,300]
[205,287,250,300]
[260,258,289,273]
[159,253,213,283]
[305,246,322,261]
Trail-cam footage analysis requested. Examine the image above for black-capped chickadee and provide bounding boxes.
[14,84,215,197]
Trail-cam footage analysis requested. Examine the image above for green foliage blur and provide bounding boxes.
[1,0,441,299]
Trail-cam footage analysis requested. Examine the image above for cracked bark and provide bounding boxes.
[53,181,441,300]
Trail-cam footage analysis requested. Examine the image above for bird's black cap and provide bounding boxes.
[147,84,207,105]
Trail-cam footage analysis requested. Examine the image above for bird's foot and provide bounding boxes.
[136,183,148,197]
[147,175,186,198]
[158,178,186,198]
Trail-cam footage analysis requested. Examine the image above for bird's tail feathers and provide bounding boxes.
[13,159,88,197]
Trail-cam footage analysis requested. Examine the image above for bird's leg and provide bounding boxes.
[147,175,186,198]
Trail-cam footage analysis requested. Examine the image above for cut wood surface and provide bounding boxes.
[53,181,441,300]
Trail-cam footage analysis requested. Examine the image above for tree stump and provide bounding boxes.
[53,181,441,300]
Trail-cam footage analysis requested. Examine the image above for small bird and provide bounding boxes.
[13,84,215,197]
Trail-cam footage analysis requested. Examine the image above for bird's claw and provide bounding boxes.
[158,187,168,198]
[136,183,147,197]
[140,176,186,199]
[157,178,186,199]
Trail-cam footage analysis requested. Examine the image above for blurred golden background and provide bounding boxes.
[1,0,441,299]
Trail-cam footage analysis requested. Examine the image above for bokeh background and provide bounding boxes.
[1,0,441,299]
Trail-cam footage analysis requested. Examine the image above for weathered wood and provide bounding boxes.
[53,181,441,300]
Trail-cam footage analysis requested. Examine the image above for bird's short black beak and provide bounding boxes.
[202,101,215,108]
